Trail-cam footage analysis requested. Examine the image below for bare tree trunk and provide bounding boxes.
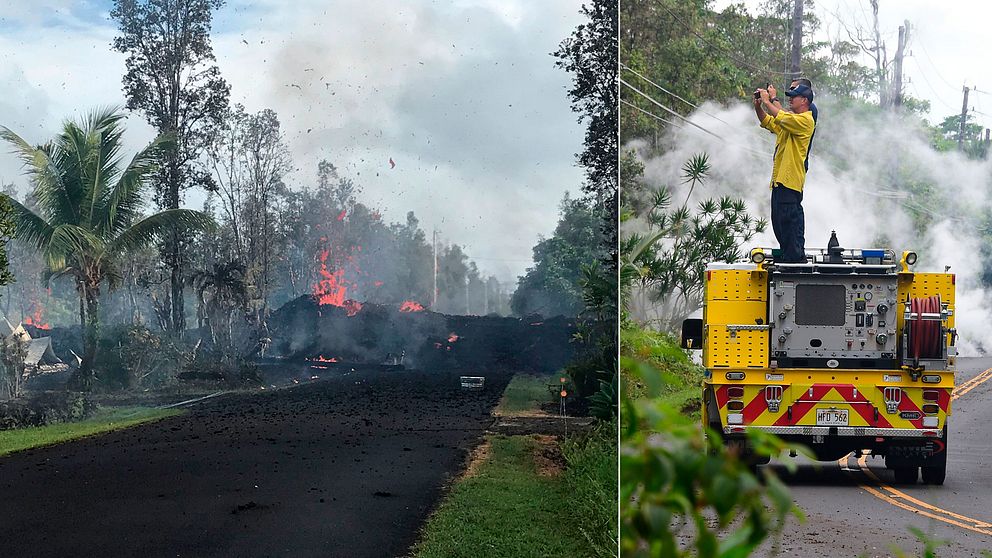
[789,0,804,80]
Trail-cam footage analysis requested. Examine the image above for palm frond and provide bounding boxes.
[0,127,78,224]
[103,132,174,237]
[109,209,216,254]
[1,193,55,250]
[84,108,127,229]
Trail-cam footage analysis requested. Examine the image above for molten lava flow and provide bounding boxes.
[343,299,363,317]
[314,250,349,306]
[23,305,51,329]
[310,355,339,363]
[399,301,425,312]
[448,333,459,343]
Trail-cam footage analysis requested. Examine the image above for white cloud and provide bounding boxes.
[0,0,588,283]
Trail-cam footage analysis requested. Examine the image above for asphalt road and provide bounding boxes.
[755,357,992,557]
[0,366,510,557]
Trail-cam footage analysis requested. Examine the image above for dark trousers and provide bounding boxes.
[771,183,805,262]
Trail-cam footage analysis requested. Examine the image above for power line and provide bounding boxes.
[913,34,958,91]
[908,57,958,114]
[620,77,768,159]
[620,98,681,129]
[657,1,795,77]
[620,63,736,127]
[620,78,726,140]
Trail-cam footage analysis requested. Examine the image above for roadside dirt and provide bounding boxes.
[0,366,510,558]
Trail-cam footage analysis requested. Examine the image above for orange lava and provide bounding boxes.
[400,300,425,312]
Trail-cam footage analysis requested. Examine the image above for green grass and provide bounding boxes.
[0,406,183,457]
[496,372,562,414]
[414,435,600,558]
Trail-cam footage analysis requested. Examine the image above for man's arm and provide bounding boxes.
[759,89,780,117]
[754,95,767,122]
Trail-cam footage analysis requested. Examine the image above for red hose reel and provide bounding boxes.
[908,295,944,360]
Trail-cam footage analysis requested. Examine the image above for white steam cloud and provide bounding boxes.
[626,93,992,355]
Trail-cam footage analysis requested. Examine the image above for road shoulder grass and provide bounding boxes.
[413,434,592,558]
[0,406,183,457]
[413,371,617,558]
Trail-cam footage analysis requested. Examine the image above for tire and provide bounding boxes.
[893,466,919,484]
[922,424,948,486]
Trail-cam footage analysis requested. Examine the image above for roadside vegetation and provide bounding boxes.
[414,433,609,558]
[0,406,182,457]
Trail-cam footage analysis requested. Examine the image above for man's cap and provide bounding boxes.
[786,84,814,102]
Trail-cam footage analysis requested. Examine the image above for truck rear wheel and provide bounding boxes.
[922,425,948,486]
[893,466,919,484]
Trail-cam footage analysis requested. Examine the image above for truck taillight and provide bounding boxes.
[922,390,939,402]
[727,400,745,411]
[922,404,940,415]
[727,386,745,398]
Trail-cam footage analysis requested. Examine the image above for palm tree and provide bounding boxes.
[0,108,214,389]
[189,260,249,352]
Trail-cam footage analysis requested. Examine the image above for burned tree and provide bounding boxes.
[111,0,231,336]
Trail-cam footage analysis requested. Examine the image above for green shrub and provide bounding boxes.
[562,421,619,556]
[620,356,805,557]
[0,391,95,430]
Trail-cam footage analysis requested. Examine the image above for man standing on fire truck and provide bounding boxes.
[753,80,816,263]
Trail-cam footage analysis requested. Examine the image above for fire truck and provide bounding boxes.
[681,235,956,485]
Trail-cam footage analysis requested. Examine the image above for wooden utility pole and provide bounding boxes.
[892,21,910,107]
[958,86,970,151]
[789,0,804,80]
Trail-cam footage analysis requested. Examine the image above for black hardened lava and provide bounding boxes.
[0,366,511,557]
[267,296,577,372]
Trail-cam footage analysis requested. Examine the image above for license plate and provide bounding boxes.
[816,408,849,426]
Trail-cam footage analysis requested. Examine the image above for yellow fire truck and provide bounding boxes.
[681,237,956,484]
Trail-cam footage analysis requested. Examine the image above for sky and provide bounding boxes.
[711,0,992,129]
[0,0,588,284]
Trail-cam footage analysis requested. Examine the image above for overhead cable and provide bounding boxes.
[620,63,735,127]
[620,98,681,129]
[621,78,769,160]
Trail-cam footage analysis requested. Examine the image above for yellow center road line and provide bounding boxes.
[824,365,992,536]
[856,456,992,529]
[833,453,992,537]
[953,367,992,400]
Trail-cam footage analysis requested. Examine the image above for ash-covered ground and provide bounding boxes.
[0,365,512,557]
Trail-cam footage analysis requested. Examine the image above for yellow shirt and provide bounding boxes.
[760,110,816,192]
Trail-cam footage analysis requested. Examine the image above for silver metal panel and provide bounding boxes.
[770,272,898,359]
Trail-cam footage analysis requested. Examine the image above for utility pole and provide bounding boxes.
[958,86,970,151]
[789,0,804,81]
[432,229,438,309]
[892,21,910,107]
